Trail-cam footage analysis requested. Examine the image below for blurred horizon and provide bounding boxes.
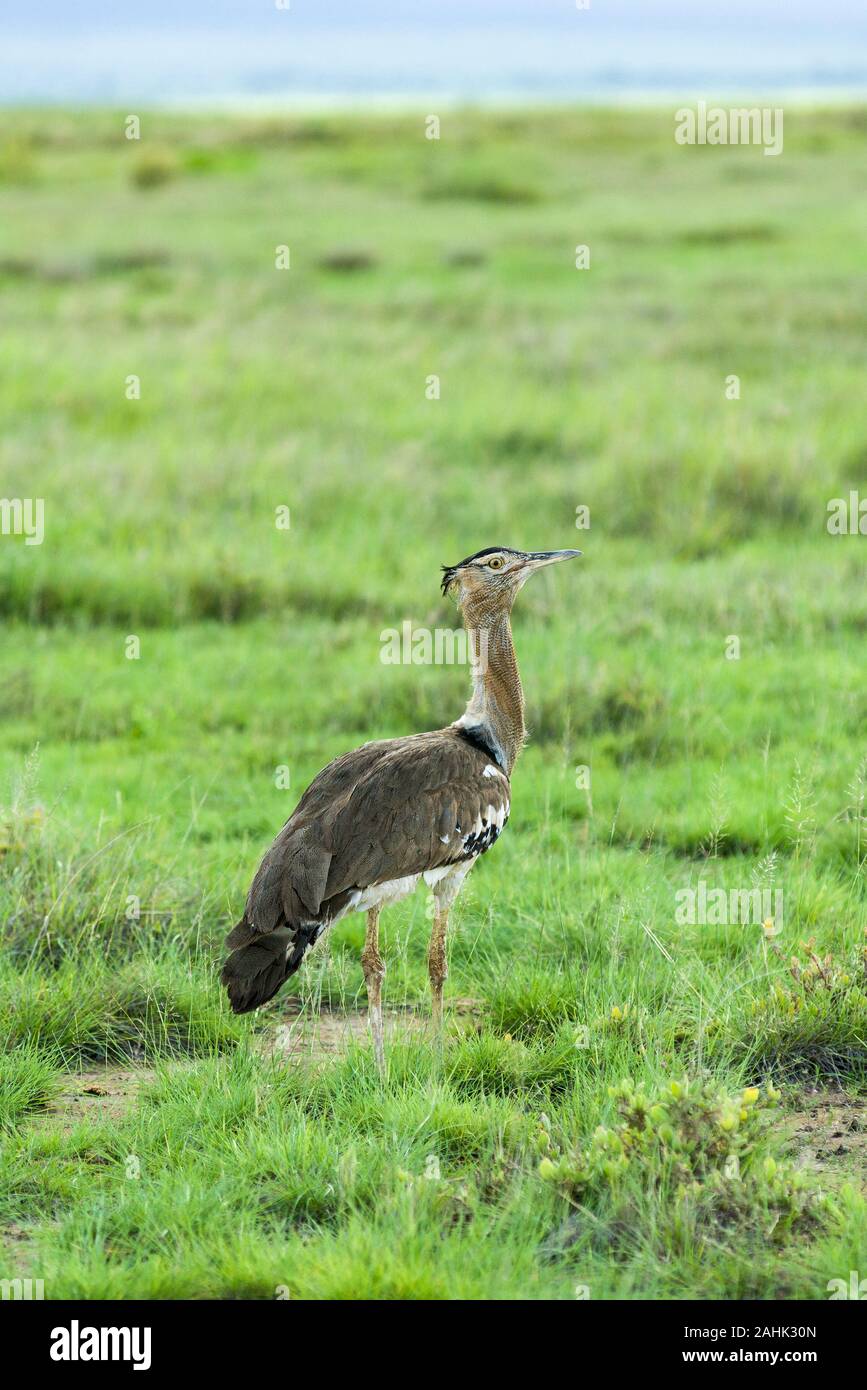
[2,0,867,107]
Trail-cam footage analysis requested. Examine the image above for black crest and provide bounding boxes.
[440,547,521,595]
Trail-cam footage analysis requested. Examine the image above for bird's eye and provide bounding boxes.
[488,557,504,569]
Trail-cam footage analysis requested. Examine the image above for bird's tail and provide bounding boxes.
[221,924,309,1016]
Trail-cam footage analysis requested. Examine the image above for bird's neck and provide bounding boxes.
[454,599,524,774]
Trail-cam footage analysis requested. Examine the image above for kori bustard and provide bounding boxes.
[222,546,580,1069]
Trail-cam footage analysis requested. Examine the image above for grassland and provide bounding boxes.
[0,105,865,1300]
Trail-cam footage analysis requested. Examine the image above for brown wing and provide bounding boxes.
[322,729,510,894]
[226,728,510,947]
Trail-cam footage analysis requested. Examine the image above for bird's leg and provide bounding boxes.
[428,904,449,1035]
[361,907,385,1074]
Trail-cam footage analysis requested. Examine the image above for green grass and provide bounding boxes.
[0,105,865,1299]
[0,1043,58,1129]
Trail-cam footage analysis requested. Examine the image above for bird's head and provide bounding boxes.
[441,546,581,611]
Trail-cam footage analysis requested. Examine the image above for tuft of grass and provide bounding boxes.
[0,1044,60,1128]
[317,248,378,273]
[129,146,179,188]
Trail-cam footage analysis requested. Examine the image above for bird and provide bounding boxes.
[221,545,581,1070]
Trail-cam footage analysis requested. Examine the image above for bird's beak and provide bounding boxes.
[523,549,582,572]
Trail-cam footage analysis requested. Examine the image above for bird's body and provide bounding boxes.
[222,545,580,1068]
[223,726,510,1013]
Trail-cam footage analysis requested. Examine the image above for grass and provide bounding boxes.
[0,1043,58,1129]
[0,104,865,1300]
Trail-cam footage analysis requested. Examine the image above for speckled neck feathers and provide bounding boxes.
[453,591,525,775]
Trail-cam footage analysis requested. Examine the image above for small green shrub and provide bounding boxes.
[538,1077,830,1245]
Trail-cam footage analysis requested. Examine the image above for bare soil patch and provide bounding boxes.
[782,1089,867,1188]
[263,998,482,1061]
[263,1003,423,1061]
[33,1067,155,1133]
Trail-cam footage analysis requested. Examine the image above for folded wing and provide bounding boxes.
[226,728,510,949]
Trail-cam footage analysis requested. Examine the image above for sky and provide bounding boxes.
[1,0,866,105]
